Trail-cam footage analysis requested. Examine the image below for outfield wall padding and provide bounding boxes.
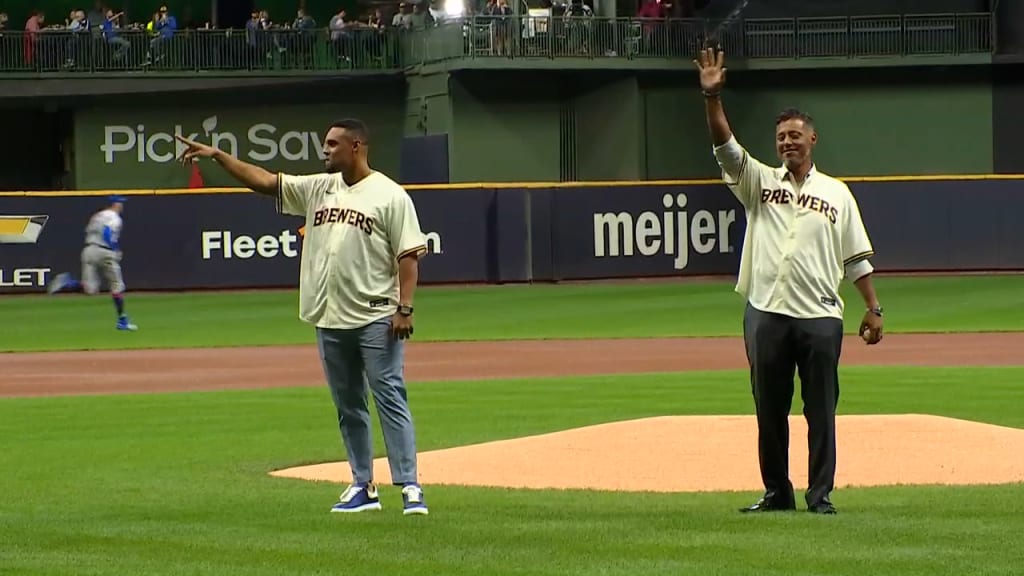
[1,179,1021,294]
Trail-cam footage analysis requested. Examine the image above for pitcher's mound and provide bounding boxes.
[270,414,1024,492]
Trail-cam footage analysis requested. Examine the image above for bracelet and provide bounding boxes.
[701,89,721,98]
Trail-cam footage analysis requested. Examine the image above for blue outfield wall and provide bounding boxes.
[0,178,1021,293]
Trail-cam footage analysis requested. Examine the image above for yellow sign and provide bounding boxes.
[0,215,49,244]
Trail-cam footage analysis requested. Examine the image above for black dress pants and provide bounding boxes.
[742,302,843,508]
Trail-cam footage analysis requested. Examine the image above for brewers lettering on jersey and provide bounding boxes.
[176,118,430,516]
[695,47,884,516]
[47,195,139,331]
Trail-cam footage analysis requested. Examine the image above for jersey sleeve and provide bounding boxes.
[387,189,428,261]
[712,135,772,210]
[102,213,123,250]
[276,173,328,216]
[841,187,875,279]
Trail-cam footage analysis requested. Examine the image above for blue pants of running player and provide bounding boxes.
[315,318,418,485]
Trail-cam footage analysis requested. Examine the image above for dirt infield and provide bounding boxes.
[272,414,1024,492]
[2,332,1023,398]
[4,331,1023,494]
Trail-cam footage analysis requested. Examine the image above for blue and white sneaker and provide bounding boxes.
[401,483,428,515]
[116,316,138,331]
[47,272,70,295]
[330,482,382,513]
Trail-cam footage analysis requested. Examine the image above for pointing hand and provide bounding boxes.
[175,135,218,165]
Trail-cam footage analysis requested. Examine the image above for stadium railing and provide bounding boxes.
[0,26,402,74]
[406,12,995,64]
[0,12,994,74]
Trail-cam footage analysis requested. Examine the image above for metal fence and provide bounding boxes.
[0,13,994,74]
[0,27,401,73]
[419,12,995,63]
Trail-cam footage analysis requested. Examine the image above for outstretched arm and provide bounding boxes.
[695,47,763,209]
[695,47,734,147]
[176,135,277,196]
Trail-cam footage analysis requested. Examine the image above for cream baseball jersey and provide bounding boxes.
[713,135,874,320]
[276,170,427,329]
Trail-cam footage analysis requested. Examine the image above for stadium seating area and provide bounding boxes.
[0,1,997,73]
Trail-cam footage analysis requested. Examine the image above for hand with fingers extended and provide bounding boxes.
[391,312,414,340]
[693,46,727,95]
[175,135,219,165]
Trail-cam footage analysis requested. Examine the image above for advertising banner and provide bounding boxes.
[0,189,491,294]
[546,184,746,280]
[73,104,402,190]
[850,179,1024,271]
[3,179,1022,295]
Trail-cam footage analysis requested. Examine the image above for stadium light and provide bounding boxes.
[445,0,465,17]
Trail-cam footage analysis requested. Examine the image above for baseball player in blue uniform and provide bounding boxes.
[48,195,138,331]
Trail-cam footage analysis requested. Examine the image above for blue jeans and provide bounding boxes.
[315,318,418,485]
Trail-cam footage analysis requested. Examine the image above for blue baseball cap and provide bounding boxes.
[108,195,127,204]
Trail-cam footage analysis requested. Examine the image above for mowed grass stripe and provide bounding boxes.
[2,274,1023,352]
[1,367,1022,575]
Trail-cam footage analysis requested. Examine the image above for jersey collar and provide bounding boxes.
[776,162,817,183]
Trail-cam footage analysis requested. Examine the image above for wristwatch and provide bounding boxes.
[397,305,414,316]
[868,306,883,317]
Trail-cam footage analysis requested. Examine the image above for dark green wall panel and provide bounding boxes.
[405,72,451,137]
[643,81,723,180]
[993,64,1024,173]
[641,67,993,179]
[449,73,560,183]
[574,77,643,181]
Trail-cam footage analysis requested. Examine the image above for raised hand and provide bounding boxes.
[693,46,727,94]
[175,135,218,165]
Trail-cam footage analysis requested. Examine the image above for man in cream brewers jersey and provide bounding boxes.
[695,47,884,515]
[175,119,430,516]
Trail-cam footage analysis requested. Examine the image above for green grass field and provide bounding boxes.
[2,274,1023,352]
[1,274,1023,575]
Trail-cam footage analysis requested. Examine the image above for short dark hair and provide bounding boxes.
[775,107,814,129]
[329,118,369,144]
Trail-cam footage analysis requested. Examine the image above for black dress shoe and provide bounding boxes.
[807,501,837,514]
[739,496,797,513]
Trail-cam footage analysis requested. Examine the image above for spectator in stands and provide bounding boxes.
[65,9,90,68]
[330,8,349,39]
[246,8,264,61]
[637,0,666,42]
[293,8,317,30]
[147,5,177,64]
[638,0,666,19]
[393,3,413,29]
[102,8,129,60]
[290,8,317,68]
[493,0,513,55]
[331,9,353,63]
[69,10,90,32]
[368,9,385,29]
[0,12,8,35]
[259,9,287,54]
[24,10,45,67]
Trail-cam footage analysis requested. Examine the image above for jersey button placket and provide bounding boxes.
[774,205,799,308]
